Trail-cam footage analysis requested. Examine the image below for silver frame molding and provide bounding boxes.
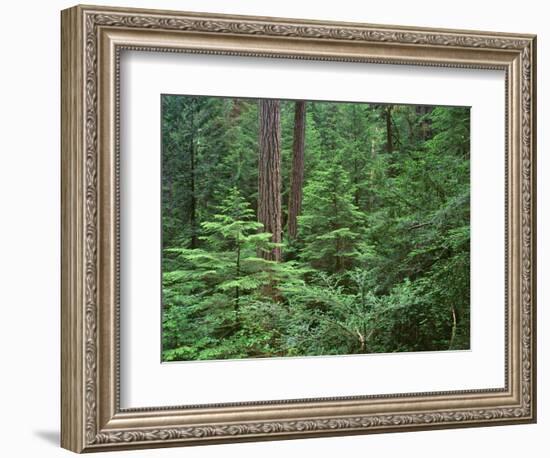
[61,4,537,453]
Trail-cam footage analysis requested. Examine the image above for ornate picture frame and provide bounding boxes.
[61,4,536,453]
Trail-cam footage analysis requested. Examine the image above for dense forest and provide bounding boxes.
[161,95,470,362]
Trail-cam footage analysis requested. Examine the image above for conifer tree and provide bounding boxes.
[163,187,304,360]
[298,163,364,273]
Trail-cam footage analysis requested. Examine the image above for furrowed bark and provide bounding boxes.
[258,99,282,261]
[287,100,307,240]
[385,105,393,153]
[189,100,198,248]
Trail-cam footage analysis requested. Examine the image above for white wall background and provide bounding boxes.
[0,0,546,456]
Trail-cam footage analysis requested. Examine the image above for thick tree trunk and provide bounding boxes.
[385,105,393,153]
[258,99,282,261]
[368,140,376,210]
[287,101,307,240]
[189,105,198,248]
[417,105,433,140]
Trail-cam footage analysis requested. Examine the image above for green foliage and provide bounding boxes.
[163,187,306,361]
[162,97,471,361]
[297,163,365,273]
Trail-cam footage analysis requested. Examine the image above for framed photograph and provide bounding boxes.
[61,4,537,453]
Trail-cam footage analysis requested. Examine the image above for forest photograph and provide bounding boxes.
[161,94,471,362]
